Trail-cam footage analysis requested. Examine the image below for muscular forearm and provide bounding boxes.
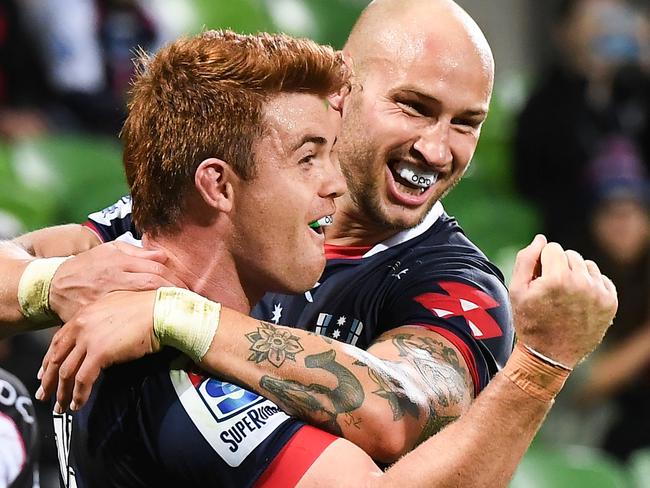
[0,225,101,337]
[200,309,471,462]
[377,371,552,488]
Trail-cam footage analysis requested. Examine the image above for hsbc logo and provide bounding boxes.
[414,281,502,339]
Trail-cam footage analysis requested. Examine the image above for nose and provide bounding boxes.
[413,122,453,167]
[319,152,347,199]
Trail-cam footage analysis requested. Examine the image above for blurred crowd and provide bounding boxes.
[0,0,649,485]
[0,0,178,141]
[0,0,179,485]
[514,0,650,465]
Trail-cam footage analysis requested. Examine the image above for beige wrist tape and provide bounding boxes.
[503,342,571,402]
[153,287,221,363]
[17,257,70,324]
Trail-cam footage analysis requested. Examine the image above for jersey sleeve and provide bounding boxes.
[83,195,141,243]
[379,261,514,395]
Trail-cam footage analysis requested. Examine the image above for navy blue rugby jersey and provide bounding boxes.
[54,350,311,488]
[85,197,514,395]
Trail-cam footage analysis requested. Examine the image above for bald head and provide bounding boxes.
[345,0,494,85]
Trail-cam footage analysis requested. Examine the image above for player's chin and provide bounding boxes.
[286,252,325,294]
[381,200,432,230]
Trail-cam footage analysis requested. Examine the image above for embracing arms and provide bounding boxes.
[0,224,99,336]
[3,224,473,462]
[40,294,473,463]
[0,224,185,338]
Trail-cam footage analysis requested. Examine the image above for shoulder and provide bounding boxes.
[85,195,140,243]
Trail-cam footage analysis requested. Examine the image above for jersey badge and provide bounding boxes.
[171,366,290,467]
[414,281,503,339]
[315,313,364,345]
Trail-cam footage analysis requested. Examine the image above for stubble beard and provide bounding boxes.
[340,149,437,233]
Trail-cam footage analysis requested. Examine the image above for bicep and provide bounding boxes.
[367,326,475,397]
[365,325,474,439]
[13,224,101,257]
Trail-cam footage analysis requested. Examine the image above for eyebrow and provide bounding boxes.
[291,135,329,152]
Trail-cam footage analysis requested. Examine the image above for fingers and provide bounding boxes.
[55,346,86,413]
[565,250,589,276]
[37,329,75,405]
[510,234,547,290]
[71,361,102,411]
[112,241,169,263]
[120,262,186,289]
[540,242,569,279]
[585,260,601,281]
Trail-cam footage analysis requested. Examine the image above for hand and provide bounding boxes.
[509,236,618,368]
[36,290,161,412]
[50,241,185,322]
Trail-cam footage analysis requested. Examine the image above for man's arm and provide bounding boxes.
[204,318,473,462]
[39,293,472,463]
[295,373,553,488]
[1,223,185,337]
[0,224,99,336]
[242,239,620,488]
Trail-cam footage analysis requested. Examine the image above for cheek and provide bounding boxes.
[450,134,478,170]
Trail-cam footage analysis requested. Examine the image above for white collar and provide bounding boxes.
[362,202,444,258]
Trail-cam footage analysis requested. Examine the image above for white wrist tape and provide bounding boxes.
[17,257,70,324]
[153,287,221,363]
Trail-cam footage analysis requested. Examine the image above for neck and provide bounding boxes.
[325,193,402,246]
[142,226,257,315]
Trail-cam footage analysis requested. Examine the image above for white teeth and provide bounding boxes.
[394,161,438,189]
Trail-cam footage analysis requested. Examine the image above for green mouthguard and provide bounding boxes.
[309,216,334,229]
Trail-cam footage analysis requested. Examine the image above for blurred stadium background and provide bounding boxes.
[0,1,648,487]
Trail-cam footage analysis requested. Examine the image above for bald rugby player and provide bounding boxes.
[0,1,616,485]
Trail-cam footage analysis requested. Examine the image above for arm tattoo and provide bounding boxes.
[260,350,364,436]
[359,333,469,437]
[246,321,304,368]
[353,358,420,421]
[392,333,470,403]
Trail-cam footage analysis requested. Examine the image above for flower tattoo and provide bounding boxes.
[246,322,304,368]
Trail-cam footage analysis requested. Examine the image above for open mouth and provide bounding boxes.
[388,160,438,196]
[308,215,333,236]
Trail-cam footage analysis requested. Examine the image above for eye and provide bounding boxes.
[451,117,482,130]
[299,154,316,166]
[396,100,430,117]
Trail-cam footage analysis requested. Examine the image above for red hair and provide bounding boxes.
[122,30,349,234]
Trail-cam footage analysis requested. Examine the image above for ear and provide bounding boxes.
[329,51,354,113]
[194,158,235,213]
[328,86,349,114]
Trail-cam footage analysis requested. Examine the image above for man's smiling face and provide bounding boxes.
[336,4,494,233]
[231,92,346,296]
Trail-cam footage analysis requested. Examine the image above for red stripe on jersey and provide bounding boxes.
[254,425,337,488]
[409,324,481,397]
[82,220,104,242]
[324,244,372,260]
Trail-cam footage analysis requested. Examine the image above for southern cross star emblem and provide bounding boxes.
[271,303,283,324]
[337,316,347,326]
[332,329,341,339]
